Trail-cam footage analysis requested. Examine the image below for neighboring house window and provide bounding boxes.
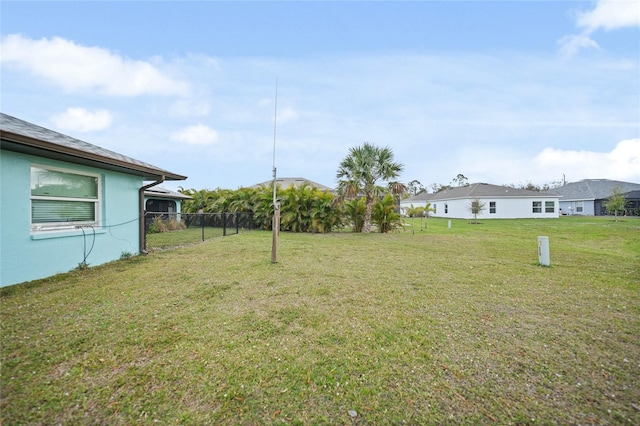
[444,203,448,214]
[146,199,176,214]
[489,201,496,214]
[545,201,555,213]
[532,201,542,213]
[30,165,100,231]
[433,204,437,214]
[576,201,583,213]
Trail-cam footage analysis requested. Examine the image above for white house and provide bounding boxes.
[402,183,560,219]
[400,191,434,214]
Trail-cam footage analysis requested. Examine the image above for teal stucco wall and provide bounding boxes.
[1,149,142,287]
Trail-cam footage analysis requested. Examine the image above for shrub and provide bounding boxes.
[147,217,186,234]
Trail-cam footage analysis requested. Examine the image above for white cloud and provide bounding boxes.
[50,107,113,132]
[458,140,640,187]
[557,34,601,58]
[559,0,640,56]
[0,34,189,96]
[534,139,640,182]
[170,124,218,145]
[577,0,640,31]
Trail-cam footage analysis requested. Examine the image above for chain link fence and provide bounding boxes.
[144,211,254,250]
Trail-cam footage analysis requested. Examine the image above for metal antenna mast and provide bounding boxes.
[271,78,279,263]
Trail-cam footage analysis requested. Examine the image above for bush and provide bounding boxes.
[147,216,186,234]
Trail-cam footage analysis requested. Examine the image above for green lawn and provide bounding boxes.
[2,217,639,425]
[146,226,226,250]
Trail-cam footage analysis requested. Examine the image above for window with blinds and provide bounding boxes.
[30,165,100,231]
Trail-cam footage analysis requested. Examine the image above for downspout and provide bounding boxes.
[139,176,165,254]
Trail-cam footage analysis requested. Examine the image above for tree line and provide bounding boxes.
[177,139,632,234]
[179,142,406,233]
[178,185,405,233]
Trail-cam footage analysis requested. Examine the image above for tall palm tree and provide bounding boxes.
[336,142,404,233]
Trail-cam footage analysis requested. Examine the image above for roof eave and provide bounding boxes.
[1,130,186,181]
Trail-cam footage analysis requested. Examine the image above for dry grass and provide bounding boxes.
[1,217,639,425]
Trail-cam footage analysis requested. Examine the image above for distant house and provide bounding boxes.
[401,183,560,219]
[144,186,192,231]
[400,191,435,214]
[249,177,334,193]
[144,186,192,216]
[0,113,186,287]
[623,190,640,216]
[545,179,640,216]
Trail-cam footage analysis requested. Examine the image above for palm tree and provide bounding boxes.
[336,142,404,233]
[228,187,258,214]
[343,197,366,232]
[252,186,277,230]
[281,184,311,232]
[372,194,404,233]
[180,188,213,213]
[309,189,341,233]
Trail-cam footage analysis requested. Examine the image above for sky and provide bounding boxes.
[1,0,639,192]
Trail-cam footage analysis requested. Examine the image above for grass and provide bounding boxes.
[1,217,639,425]
[146,226,227,250]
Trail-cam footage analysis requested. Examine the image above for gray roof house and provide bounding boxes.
[545,179,640,216]
[401,183,561,219]
[1,112,186,286]
[250,177,334,193]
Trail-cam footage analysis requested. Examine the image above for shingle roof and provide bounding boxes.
[428,183,558,201]
[249,177,334,192]
[144,186,192,200]
[545,179,640,201]
[624,190,640,198]
[0,113,186,181]
[402,192,435,203]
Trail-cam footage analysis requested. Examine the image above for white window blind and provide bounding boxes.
[30,166,100,230]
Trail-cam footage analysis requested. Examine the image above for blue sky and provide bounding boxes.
[2,1,639,191]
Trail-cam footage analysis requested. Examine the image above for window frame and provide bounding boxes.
[545,201,555,213]
[30,164,102,232]
[532,201,542,214]
[489,201,496,214]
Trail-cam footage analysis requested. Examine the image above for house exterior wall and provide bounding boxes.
[558,200,595,216]
[430,197,559,219]
[1,149,142,287]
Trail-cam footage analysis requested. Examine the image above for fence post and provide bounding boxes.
[199,209,204,241]
[143,211,147,252]
[223,213,227,236]
[236,212,239,234]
